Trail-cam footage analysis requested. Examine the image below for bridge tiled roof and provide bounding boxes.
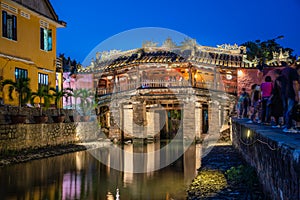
[79,48,257,73]
[102,50,186,72]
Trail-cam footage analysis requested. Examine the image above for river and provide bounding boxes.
[0,141,201,200]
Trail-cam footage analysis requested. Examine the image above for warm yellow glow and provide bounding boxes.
[226,71,232,80]
[194,74,198,79]
[247,130,251,138]
[238,70,243,76]
[226,74,232,80]
[188,170,227,196]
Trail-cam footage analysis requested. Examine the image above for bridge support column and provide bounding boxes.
[207,101,221,141]
[132,100,147,139]
[219,105,223,127]
[108,104,122,140]
[146,110,160,139]
[195,102,202,140]
[123,104,133,139]
[183,101,196,140]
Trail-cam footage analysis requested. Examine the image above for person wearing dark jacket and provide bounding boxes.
[269,69,284,128]
[281,61,299,133]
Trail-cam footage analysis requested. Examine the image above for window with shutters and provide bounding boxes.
[40,27,52,51]
[15,68,28,80]
[38,73,49,88]
[2,10,17,41]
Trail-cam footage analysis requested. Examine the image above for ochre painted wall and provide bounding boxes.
[0,0,62,106]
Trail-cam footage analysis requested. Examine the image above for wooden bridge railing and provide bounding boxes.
[96,80,237,96]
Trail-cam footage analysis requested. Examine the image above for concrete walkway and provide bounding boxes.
[235,118,300,151]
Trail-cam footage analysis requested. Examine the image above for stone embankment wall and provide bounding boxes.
[0,107,100,152]
[231,119,300,200]
[0,122,100,152]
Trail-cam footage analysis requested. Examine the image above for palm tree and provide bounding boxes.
[30,85,53,116]
[51,87,73,116]
[72,89,84,110]
[2,77,31,110]
[78,88,95,115]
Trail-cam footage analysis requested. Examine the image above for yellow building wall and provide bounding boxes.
[0,0,60,106]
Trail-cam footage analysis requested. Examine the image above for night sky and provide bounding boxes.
[50,0,300,66]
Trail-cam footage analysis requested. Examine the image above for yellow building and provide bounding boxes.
[0,0,65,105]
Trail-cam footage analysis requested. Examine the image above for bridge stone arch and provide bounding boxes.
[97,87,236,142]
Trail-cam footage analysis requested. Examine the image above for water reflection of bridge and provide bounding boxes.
[0,143,201,199]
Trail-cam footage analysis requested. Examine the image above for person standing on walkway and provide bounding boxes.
[248,84,261,123]
[238,88,250,118]
[269,69,284,127]
[281,61,299,133]
[261,76,273,124]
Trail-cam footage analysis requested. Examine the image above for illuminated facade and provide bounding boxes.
[73,39,295,140]
[74,40,248,140]
[0,0,65,105]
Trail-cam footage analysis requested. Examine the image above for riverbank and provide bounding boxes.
[0,139,111,167]
[187,143,269,199]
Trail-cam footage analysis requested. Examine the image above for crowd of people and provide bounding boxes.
[237,60,300,133]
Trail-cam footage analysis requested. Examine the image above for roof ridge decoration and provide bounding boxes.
[83,38,248,72]
[242,48,291,67]
[217,43,239,50]
[142,41,159,48]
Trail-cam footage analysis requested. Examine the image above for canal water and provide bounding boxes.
[0,141,201,200]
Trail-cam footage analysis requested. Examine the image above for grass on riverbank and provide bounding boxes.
[187,145,268,200]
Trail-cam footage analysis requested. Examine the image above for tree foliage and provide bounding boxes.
[241,36,295,63]
[58,53,81,74]
[2,78,31,108]
[51,87,73,115]
[30,85,53,116]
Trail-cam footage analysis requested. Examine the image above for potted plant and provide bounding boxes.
[1,78,31,124]
[51,87,73,123]
[30,85,53,123]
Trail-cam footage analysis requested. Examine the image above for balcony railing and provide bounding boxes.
[96,79,237,96]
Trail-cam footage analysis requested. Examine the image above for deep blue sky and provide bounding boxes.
[50,0,300,66]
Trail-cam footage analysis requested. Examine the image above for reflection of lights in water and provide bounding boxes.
[62,172,81,200]
[123,144,133,185]
[75,152,83,171]
[106,192,114,200]
[116,188,120,200]
[147,143,155,173]
[106,189,120,200]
